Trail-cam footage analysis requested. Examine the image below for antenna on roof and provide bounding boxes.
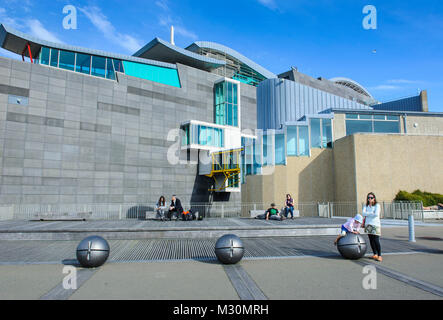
[170,25,175,45]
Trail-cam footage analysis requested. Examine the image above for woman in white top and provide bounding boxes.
[362,192,382,262]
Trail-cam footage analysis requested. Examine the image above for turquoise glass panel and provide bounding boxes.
[39,47,50,65]
[233,83,238,104]
[287,126,297,156]
[122,61,181,87]
[359,114,372,120]
[310,118,321,148]
[75,53,91,74]
[91,56,106,78]
[373,115,385,120]
[346,120,372,135]
[374,121,399,133]
[113,59,124,73]
[50,49,59,67]
[298,126,309,156]
[387,115,399,121]
[321,119,333,148]
[106,58,115,80]
[275,134,286,165]
[346,114,358,119]
[59,50,75,71]
[233,105,238,127]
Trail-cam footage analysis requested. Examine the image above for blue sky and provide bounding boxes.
[1,0,442,111]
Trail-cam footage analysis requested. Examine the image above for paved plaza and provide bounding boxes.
[0,219,442,301]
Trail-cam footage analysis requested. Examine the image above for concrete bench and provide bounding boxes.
[33,211,92,221]
[249,209,300,219]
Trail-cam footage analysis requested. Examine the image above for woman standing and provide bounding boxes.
[362,192,382,262]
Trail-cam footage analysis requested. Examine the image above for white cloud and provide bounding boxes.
[386,79,422,85]
[369,85,401,91]
[155,0,169,11]
[155,1,198,42]
[26,19,64,44]
[79,6,143,53]
[257,0,278,10]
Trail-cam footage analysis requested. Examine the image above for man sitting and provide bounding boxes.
[168,195,184,221]
[265,203,285,221]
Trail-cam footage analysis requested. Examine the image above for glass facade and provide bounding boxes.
[286,126,297,156]
[58,50,75,71]
[275,134,286,165]
[37,46,179,86]
[181,123,224,148]
[214,81,238,127]
[310,118,322,148]
[322,119,333,148]
[298,126,309,156]
[346,114,400,135]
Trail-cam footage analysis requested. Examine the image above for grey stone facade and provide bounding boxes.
[0,57,257,207]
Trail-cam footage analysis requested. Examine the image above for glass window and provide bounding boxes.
[346,114,358,119]
[106,58,115,80]
[227,82,232,103]
[58,50,75,71]
[374,121,400,133]
[50,49,59,67]
[198,126,207,145]
[233,105,238,127]
[39,47,50,65]
[75,53,91,74]
[387,115,400,121]
[322,119,333,148]
[298,126,309,156]
[91,56,106,78]
[112,59,124,73]
[346,120,372,135]
[359,114,372,120]
[310,118,321,148]
[181,125,190,146]
[233,83,238,104]
[226,103,233,126]
[287,126,297,156]
[373,115,385,120]
[275,134,286,165]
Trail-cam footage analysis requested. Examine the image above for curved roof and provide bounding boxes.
[186,41,276,79]
[0,24,177,69]
[133,37,225,71]
[329,77,373,98]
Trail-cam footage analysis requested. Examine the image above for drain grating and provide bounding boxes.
[0,236,435,265]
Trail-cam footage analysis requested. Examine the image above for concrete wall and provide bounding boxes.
[0,57,257,206]
[353,134,443,202]
[405,115,443,136]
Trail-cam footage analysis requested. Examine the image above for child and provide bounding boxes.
[334,214,363,245]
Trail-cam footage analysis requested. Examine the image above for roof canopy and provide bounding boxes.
[133,37,225,71]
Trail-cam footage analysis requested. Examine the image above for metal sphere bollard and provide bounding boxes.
[214,234,244,264]
[337,233,367,260]
[76,235,110,268]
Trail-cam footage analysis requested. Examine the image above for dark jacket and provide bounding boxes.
[170,198,184,213]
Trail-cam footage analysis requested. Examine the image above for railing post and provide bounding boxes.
[221,204,224,219]
[408,213,416,242]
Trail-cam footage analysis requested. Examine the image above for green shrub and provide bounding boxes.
[394,190,443,206]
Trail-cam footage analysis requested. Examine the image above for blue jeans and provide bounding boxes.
[285,206,294,218]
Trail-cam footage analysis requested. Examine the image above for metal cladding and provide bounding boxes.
[214,234,244,264]
[337,233,367,260]
[76,235,110,268]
